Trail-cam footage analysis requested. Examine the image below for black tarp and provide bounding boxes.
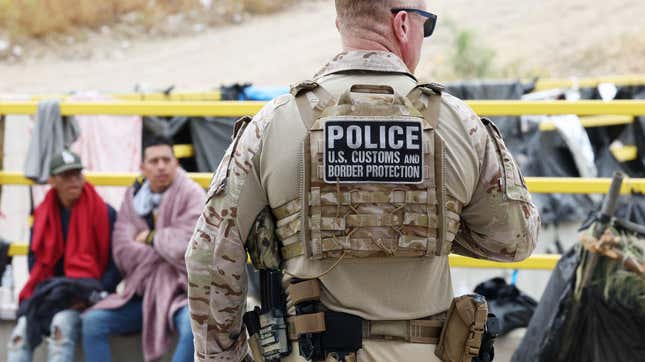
[444,80,596,224]
[512,245,645,362]
[512,205,645,362]
[445,82,645,226]
[0,238,10,282]
[142,115,236,173]
[522,128,596,224]
[511,246,579,362]
[445,80,533,158]
[189,117,235,172]
[580,85,645,178]
[614,193,645,226]
[138,85,243,173]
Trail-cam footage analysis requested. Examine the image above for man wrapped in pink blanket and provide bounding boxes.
[82,136,205,362]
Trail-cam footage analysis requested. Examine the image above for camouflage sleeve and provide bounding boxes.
[185,99,281,361]
[455,118,540,262]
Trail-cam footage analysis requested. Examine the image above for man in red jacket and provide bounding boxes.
[7,150,120,362]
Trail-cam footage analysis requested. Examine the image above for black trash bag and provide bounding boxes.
[511,247,580,362]
[512,242,645,362]
[474,277,537,336]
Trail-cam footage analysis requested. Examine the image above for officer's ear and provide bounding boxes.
[392,10,411,43]
[335,18,341,32]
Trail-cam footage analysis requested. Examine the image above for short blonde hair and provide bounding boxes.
[335,0,422,30]
[335,0,392,26]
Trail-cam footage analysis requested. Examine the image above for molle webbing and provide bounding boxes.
[274,194,463,260]
[408,83,449,255]
[281,81,461,261]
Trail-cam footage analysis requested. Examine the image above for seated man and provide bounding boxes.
[8,150,120,362]
[82,136,205,362]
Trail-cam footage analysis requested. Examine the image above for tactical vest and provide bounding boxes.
[274,81,463,262]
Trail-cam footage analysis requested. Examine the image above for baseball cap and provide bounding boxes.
[50,150,84,176]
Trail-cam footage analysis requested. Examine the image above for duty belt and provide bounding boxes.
[288,312,445,344]
[286,279,444,345]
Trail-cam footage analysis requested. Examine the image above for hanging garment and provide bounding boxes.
[23,100,80,184]
[68,92,142,208]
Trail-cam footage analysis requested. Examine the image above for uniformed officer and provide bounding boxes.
[186,1,540,361]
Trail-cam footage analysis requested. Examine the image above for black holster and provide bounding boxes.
[291,280,362,361]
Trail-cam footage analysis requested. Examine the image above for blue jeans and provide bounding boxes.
[7,310,81,362]
[81,297,194,362]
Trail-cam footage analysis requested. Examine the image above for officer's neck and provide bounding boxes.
[342,32,402,60]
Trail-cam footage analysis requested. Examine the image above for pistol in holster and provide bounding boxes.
[244,270,291,362]
[244,208,291,361]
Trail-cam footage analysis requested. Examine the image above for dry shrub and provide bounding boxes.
[0,0,295,41]
[241,0,295,14]
[0,0,205,39]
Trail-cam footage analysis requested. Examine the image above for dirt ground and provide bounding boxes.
[1,0,644,94]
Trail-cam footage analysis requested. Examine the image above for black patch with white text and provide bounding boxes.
[323,120,423,183]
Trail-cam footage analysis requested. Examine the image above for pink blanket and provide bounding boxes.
[91,169,205,361]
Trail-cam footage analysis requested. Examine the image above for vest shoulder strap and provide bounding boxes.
[290,80,335,131]
[406,82,443,129]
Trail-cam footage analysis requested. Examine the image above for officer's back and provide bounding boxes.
[186,1,539,361]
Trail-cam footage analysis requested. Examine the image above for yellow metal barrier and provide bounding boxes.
[0,94,640,268]
[611,145,638,162]
[4,91,223,102]
[534,75,645,92]
[468,100,645,116]
[538,115,634,131]
[0,171,213,187]
[0,101,265,117]
[173,144,195,159]
[8,243,28,257]
[4,240,559,269]
[16,74,645,101]
[2,100,645,117]
[449,254,559,270]
[1,171,644,194]
[536,115,637,162]
[114,91,222,101]
[524,177,645,194]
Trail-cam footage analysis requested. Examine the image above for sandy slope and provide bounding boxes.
[1,0,644,93]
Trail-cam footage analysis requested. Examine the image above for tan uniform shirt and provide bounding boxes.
[186,51,540,361]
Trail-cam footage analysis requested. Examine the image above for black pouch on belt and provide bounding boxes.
[295,311,363,361]
[322,312,362,358]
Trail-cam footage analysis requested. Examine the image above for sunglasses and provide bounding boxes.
[390,8,438,38]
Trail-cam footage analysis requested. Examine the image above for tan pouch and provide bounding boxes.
[434,294,488,362]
